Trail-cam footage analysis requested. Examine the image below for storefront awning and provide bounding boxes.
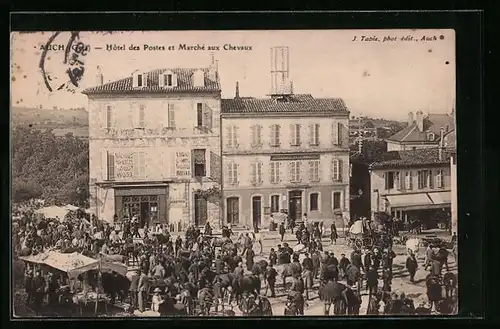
[427,191,451,205]
[386,193,433,208]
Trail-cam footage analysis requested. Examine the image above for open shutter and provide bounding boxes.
[290,124,295,146]
[108,152,115,180]
[308,161,314,182]
[258,125,263,145]
[257,162,262,183]
[342,123,349,147]
[289,162,294,182]
[429,170,434,189]
[172,73,178,87]
[102,150,108,181]
[132,73,138,88]
[277,162,282,183]
[235,126,240,147]
[203,104,213,130]
[337,123,343,147]
[269,125,275,146]
[318,160,323,182]
[308,124,313,145]
[297,162,302,182]
[159,73,165,87]
[276,124,281,146]
[269,162,274,184]
[332,123,339,145]
[142,73,148,88]
[251,162,257,184]
[409,171,413,190]
[226,126,232,147]
[226,163,232,184]
[338,159,343,182]
[384,172,389,190]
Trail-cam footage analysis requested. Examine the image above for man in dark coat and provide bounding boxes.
[266,264,278,298]
[128,269,139,309]
[289,275,305,315]
[339,254,350,279]
[302,253,314,300]
[406,253,418,283]
[366,267,379,297]
[279,222,286,242]
[246,248,255,273]
[311,251,321,279]
[364,250,373,272]
[350,249,364,273]
[24,270,34,305]
[32,270,46,314]
[214,254,224,274]
[269,248,277,266]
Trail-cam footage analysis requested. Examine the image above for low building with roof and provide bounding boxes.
[386,110,455,151]
[220,84,351,229]
[351,146,453,230]
[82,58,222,230]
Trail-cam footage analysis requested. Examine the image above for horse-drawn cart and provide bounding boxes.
[346,220,373,250]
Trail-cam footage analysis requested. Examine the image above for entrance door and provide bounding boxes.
[140,202,150,228]
[288,190,302,222]
[194,193,208,227]
[227,197,239,225]
[252,196,262,229]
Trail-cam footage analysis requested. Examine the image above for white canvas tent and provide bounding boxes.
[349,220,364,235]
[35,206,70,221]
[19,251,127,279]
[63,204,80,211]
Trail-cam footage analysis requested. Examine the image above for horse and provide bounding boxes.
[222,254,243,272]
[252,259,268,281]
[276,262,301,291]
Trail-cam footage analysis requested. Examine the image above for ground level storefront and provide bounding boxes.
[223,185,350,230]
[90,180,220,231]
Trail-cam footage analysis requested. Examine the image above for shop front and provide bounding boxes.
[114,185,168,227]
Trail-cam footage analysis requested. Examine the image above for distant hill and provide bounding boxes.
[11,107,88,129]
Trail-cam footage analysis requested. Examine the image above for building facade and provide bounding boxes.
[221,94,350,229]
[83,64,222,230]
[369,148,453,230]
[386,111,455,151]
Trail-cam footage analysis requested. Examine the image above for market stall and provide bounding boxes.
[19,251,127,315]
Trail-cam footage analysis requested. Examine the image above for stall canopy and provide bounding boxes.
[63,204,80,211]
[34,206,70,221]
[19,251,127,278]
[349,220,364,235]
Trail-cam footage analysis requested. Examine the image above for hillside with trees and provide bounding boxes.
[12,127,89,207]
[11,106,88,129]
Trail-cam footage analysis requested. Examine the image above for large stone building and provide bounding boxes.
[82,61,222,230]
[220,91,351,229]
[386,111,455,151]
[366,147,454,229]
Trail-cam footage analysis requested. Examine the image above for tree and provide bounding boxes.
[12,128,89,206]
[363,120,375,128]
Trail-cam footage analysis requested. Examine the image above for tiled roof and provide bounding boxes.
[221,95,348,114]
[369,147,453,169]
[82,68,220,95]
[387,113,455,143]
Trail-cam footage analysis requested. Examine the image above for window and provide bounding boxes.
[193,149,206,177]
[309,124,320,146]
[138,105,145,128]
[137,74,143,87]
[196,103,203,127]
[405,171,413,190]
[270,195,280,213]
[436,169,444,188]
[251,161,263,185]
[332,123,339,145]
[289,161,301,183]
[310,193,319,211]
[269,161,281,184]
[226,163,238,185]
[133,152,146,179]
[309,160,320,182]
[429,170,434,188]
[333,192,342,210]
[270,124,281,147]
[251,125,263,147]
[332,159,342,182]
[417,170,430,189]
[106,105,113,129]
[107,151,115,180]
[428,133,435,141]
[167,103,175,128]
[290,124,301,146]
[165,74,173,87]
[394,172,401,190]
[385,171,401,190]
[227,126,238,148]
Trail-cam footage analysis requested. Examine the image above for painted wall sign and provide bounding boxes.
[115,152,135,179]
[175,151,192,177]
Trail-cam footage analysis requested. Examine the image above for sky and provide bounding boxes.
[10,29,455,121]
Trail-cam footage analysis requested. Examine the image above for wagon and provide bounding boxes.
[345,220,373,250]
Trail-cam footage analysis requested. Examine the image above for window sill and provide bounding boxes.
[309,143,320,147]
[269,144,281,148]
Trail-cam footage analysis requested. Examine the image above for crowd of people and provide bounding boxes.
[13,206,458,317]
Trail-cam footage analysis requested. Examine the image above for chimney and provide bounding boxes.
[439,126,444,160]
[290,80,294,94]
[95,66,103,86]
[415,111,424,131]
[235,81,240,98]
[407,111,414,126]
[208,55,217,81]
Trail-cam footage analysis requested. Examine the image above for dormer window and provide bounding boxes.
[159,70,177,88]
[193,69,205,87]
[133,72,147,88]
[428,132,435,141]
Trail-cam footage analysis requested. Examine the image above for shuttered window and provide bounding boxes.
[290,161,301,183]
[138,105,145,128]
[107,151,115,181]
[290,124,301,146]
[167,103,175,128]
[251,161,263,185]
[270,124,281,147]
[308,160,320,182]
[251,125,263,147]
[269,161,281,184]
[405,171,413,190]
[436,169,444,188]
[332,159,342,182]
[226,163,238,185]
[227,126,238,148]
[309,124,320,146]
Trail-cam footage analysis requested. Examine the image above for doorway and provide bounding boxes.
[140,202,149,228]
[194,193,208,227]
[288,190,302,222]
[252,196,262,229]
[227,197,240,225]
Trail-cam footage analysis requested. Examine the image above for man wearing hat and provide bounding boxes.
[151,287,164,312]
[24,269,34,305]
[128,269,140,310]
[302,253,314,300]
[32,269,46,313]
